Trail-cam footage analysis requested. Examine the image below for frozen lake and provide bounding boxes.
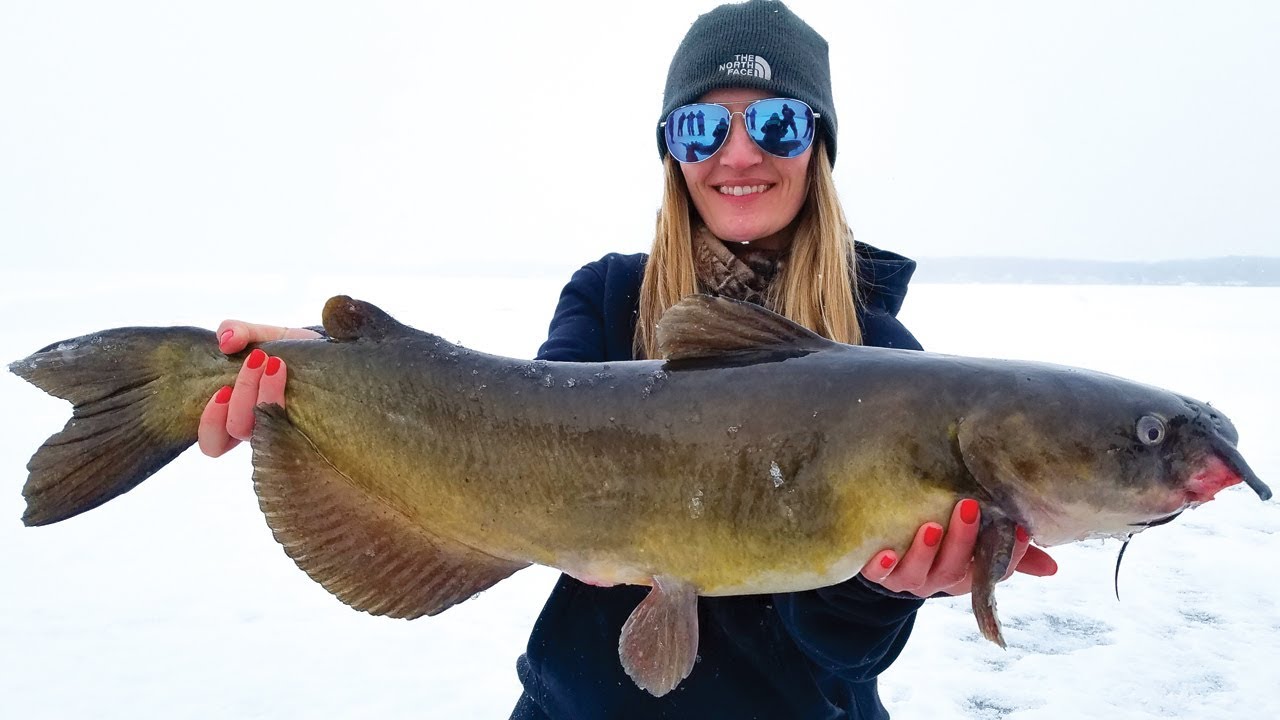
[2,273,1277,718]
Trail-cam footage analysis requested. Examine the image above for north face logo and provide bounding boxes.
[718,54,772,80]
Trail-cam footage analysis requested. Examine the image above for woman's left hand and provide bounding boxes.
[858,498,1059,597]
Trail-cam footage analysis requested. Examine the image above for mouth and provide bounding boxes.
[1183,454,1248,505]
[716,183,774,198]
[1208,441,1272,501]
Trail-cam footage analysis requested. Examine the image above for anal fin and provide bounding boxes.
[618,575,699,697]
[250,404,527,619]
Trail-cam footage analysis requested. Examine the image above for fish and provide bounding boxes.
[8,294,1271,696]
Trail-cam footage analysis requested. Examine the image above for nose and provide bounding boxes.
[717,113,763,170]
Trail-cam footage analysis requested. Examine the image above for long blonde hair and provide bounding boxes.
[634,137,862,359]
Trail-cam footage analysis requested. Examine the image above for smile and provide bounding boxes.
[716,184,772,197]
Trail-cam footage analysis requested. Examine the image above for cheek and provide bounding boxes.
[780,166,809,212]
[679,163,714,212]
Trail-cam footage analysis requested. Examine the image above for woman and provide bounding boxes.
[199,2,1056,717]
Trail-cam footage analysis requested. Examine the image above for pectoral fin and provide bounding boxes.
[251,404,528,619]
[971,513,1018,648]
[618,575,699,697]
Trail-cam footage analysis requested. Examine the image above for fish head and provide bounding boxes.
[957,369,1270,547]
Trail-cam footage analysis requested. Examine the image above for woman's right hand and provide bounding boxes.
[197,321,321,458]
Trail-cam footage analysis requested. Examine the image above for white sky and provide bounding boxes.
[2,0,1277,274]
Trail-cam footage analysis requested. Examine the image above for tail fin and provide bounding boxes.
[9,326,232,526]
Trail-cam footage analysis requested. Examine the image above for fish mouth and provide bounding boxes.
[1186,437,1271,504]
[1211,440,1272,501]
[1181,400,1269,501]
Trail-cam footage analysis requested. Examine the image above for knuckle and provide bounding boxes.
[226,411,255,440]
[234,368,261,388]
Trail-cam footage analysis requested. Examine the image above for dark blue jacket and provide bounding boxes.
[514,246,924,720]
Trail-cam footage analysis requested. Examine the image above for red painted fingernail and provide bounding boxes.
[219,329,234,348]
[880,553,896,569]
[265,356,282,376]
[1016,525,1030,543]
[246,348,267,370]
[923,525,943,547]
[961,499,980,524]
[214,386,232,404]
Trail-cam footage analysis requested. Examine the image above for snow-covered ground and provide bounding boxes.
[1,274,1276,719]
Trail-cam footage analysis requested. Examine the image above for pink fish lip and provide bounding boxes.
[1203,435,1272,502]
[1183,455,1244,505]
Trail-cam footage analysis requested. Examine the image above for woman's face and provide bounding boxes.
[679,87,812,249]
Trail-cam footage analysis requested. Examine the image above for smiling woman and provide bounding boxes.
[506,2,1060,718]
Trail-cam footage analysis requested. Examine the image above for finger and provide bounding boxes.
[859,550,900,585]
[226,349,268,441]
[258,356,287,407]
[215,322,320,355]
[927,498,982,590]
[1014,545,1059,577]
[197,386,241,457]
[879,522,946,593]
[215,320,254,354]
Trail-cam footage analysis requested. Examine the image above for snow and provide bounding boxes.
[2,274,1277,718]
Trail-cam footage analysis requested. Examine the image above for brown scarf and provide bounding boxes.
[691,226,789,308]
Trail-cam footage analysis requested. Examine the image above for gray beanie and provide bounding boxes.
[657,0,838,166]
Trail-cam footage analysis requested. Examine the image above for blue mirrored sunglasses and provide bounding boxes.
[660,97,819,164]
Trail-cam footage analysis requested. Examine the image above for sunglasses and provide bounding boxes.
[660,97,819,164]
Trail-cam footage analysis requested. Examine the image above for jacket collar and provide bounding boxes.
[854,242,916,317]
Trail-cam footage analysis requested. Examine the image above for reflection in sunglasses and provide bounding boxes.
[662,98,818,164]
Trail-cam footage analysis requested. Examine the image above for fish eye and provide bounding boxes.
[1136,415,1166,445]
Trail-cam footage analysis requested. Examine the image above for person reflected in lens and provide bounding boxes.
[781,102,798,138]
[709,116,729,154]
[803,105,814,140]
[695,108,706,135]
[755,111,802,156]
[680,115,730,163]
[677,111,686,137]
[747,104,757,130]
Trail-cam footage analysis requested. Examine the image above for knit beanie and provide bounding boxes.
[657,0,838,166]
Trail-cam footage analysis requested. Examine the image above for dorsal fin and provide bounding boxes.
[656,295,836,370]
[322,296,414,342]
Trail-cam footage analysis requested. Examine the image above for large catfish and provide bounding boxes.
[9,295,1271,696]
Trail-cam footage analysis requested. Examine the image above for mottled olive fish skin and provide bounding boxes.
[9,294,1269,695]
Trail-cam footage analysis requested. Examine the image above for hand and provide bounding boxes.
[197,321,321,458]
[858,498,1058,597]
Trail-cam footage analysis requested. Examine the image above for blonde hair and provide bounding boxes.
[634,137,862,359]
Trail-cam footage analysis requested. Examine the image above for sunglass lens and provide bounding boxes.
[743,98,815,159]
[664,104,732,163]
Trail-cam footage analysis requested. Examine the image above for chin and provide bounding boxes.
[709,219,778,243]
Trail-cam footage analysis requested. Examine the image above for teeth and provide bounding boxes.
[718,184,771,196]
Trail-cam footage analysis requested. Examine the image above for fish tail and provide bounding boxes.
[9,326,232,526]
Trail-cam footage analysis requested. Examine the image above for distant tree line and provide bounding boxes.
[912,256,1280,286]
